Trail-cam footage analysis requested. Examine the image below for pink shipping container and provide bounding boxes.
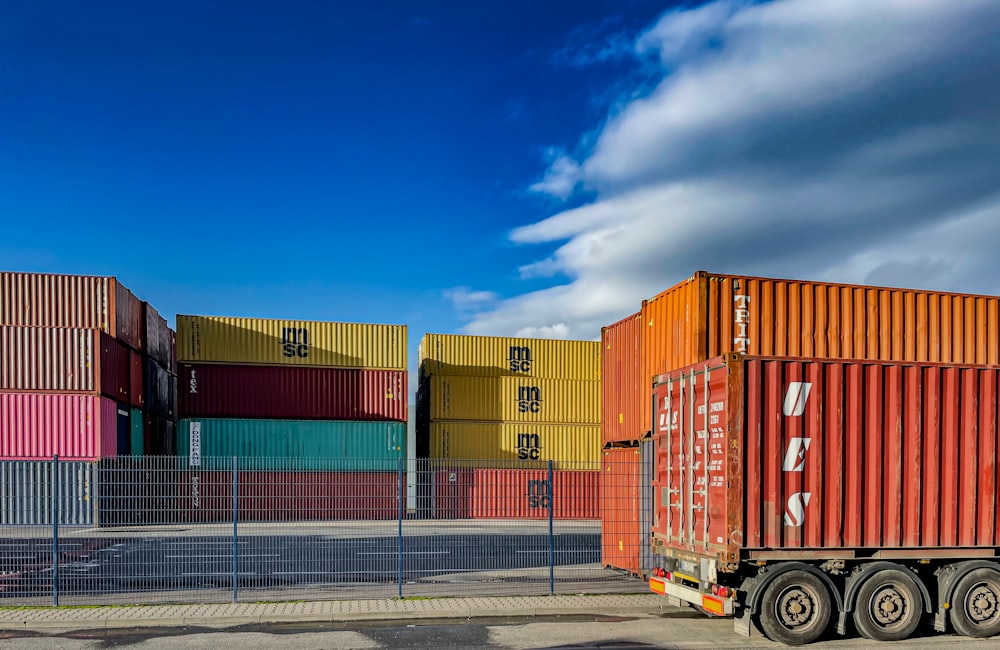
[0,272,144,351]
[0,326,132,402]
[602,312,643,445]
[0,393,120,460]
[178,363,407,421]
[177,471,401,522]
[433,469,598,519]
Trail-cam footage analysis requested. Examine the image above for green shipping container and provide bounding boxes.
[131,407,144,456]
[176,419,406,471]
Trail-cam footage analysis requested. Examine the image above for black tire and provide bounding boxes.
[757,570,833,645]
[852,568,924,641]
[950,568,1000,638]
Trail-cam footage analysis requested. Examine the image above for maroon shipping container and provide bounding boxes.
[178,363,407,421]
[0,326,132,402]
[0,393,120,459]
[129,349,144,408]
[602,312,643,445]
[176,471,401,522]
[0,272,144,351]
[432,469,598,519]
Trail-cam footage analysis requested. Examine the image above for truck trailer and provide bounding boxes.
[648,353,1000,644]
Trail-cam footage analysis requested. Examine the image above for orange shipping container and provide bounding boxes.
[639,271,1000,434]
[601,313,642,444]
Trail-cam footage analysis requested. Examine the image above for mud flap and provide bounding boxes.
[734,608,752,637]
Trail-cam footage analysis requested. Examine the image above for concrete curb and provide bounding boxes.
[0,595,669,633]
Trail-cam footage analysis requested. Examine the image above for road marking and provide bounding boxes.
[356,551,450,556]
[180,572,258,577]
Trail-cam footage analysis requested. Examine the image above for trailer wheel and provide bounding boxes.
[757,570,832,645]
[852,569,923,641]
[950,568,1000,638]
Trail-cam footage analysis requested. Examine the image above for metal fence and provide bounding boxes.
[0,455,649,605]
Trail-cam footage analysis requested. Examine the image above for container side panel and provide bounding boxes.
[981,370,998,545]
[922,366,942,546]
[601,313,642,444]
[822,363,844,548]
[0,273,110,333]
[902,366,923,547]
[959,368,980,547]
[863,364,883,547]
[113,280,144,351]
[426,422,599,465]
[0,326,96,393]
[882,365,903,547]
[419,334,599,380]
[176,316,406,369]
[601,448,641,574]
[940,368,960,546]
[427,376,599,424]
[0,394,113,460]
[843,364,863,548]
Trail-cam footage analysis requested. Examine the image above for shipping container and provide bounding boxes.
[143,412,176,456]
[640,271,1000,436]
[601,446,644,576]
[176,470,401,522]
[176,315,407,369]
[175,419,405,470]
[129,349,144,408]
[648,353,1000,644]
[178,363,407,421]
[601,313,643,444]
[0,460,95,525]
[143,303,174,370]
[0,272,144,351]
[423,375,600,424]
[418,333,600,380]
[143,357,176,419]
[130,407,143,456]
[431,468,598,519]
[423,422,600,465]
[0,393,119,460]
[0,327,132,402]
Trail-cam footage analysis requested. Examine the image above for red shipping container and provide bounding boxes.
[176,471,401,522]
[0,327,132,402]
[178,363,407,421]
[602,313,643,444]
[0,393,120,460]
[601,447,641,574]
[432,469,598,519]
[653,353,1000,562]
[0,272,144,351]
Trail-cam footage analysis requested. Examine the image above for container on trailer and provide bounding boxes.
[143,303,173,369]
[601,313,643,445]
[640,271,1000,434]
[423,422,600,465]
[143,357,176,419]
[431,468,598,519]
[175,418,405,471]
[0,327,131,402]
[418,333,600,380]
[175,315,407,369]
[178,363,407,421]
[423,375,599,423]
[0,272,144,351]
[177,470,402,522]
[0,393,119,460]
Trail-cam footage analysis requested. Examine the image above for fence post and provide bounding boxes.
[398,456,404,598]
[52,455,59,607]
[232,456,238,604]
[548,459,554,596]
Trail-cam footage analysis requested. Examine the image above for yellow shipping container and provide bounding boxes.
[418,333,599,380]
[425,375,599,423]
[427,422,600,465]
[176,315,407,369]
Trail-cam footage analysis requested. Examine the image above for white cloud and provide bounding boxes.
[461,0,1000,339]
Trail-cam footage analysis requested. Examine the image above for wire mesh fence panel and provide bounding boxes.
[0,455,649,605]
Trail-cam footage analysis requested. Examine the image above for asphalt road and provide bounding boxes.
[2,612,998,649]
[0,531,606,603]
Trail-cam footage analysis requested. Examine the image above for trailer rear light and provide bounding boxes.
[653,568,670,579]
[711,585,732,598]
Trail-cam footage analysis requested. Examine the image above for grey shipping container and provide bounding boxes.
[0,460,95,526]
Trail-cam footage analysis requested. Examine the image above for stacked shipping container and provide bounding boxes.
[0,273,177,460]
[175,315,407,521]
[416,334,601,519]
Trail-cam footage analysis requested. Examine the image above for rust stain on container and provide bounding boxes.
[652,354,1000,561]
[0,272,144,351]
[640,272,1000,434]
[602,312,642,444]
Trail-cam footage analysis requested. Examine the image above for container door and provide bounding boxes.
[130,407,144,456]
[116,404,131,456]
[652,360,732,555]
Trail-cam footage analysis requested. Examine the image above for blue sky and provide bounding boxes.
[1,1,667,338]
[4,0,1000,369]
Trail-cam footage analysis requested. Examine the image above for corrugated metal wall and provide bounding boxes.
[419,334,600,380]
[0,460,95,525]
[601,313,642,445]
[0,394,119,460]
[425,375,600,423]
[176,316,407,369]
[428,422,600,465]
